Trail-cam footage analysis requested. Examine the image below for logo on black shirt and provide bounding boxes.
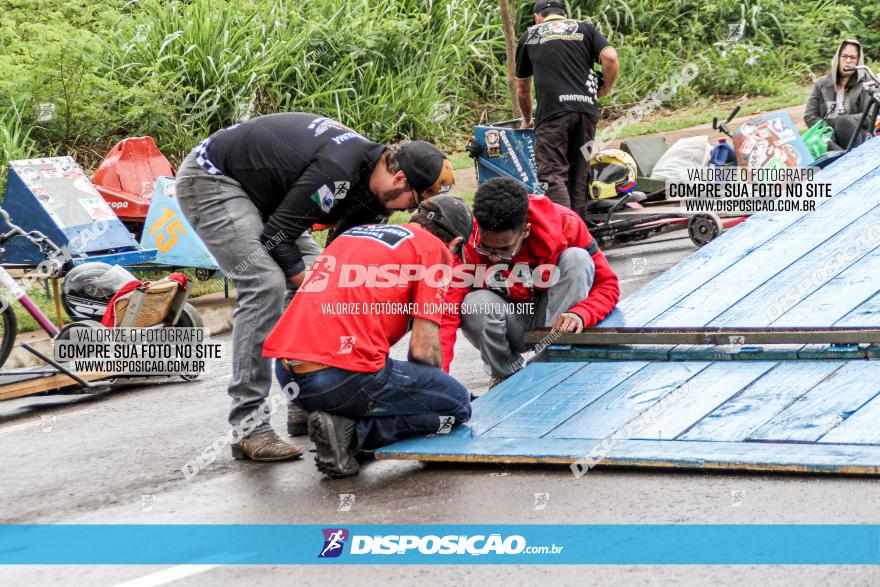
[308,116,350,137]
[525,19,582,44]
[333,181,350,200]
[343,225,414,248]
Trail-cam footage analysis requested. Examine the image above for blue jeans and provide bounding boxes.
[275,358,471,450]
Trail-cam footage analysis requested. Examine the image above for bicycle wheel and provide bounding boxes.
[0,303,18,369]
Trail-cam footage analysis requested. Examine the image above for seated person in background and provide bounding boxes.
[440,177,619,386]
[264,196,474,478]
[805,39,873,149]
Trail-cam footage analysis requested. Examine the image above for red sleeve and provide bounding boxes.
[568,247,620,327]
[439,254,473,372]
[410,237,451,326]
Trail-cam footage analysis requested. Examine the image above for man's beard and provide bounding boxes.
[378,186,415,209]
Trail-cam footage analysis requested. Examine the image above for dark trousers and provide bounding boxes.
[534,111,598,218]
[275,358,471,450]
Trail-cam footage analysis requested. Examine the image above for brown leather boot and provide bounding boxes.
[231,429,303,462]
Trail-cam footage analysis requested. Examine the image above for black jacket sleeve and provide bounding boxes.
[260,163,332,277]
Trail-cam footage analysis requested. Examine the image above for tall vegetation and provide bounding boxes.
[0,0,875,179]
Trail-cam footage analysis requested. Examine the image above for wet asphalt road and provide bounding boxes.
[1,234,879,586]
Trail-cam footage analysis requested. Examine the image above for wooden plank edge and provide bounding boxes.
[0,372,116,401]
[375,450,880,475]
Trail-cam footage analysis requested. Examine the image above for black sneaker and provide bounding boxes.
[307,411,360,478]
[288,405,309,436]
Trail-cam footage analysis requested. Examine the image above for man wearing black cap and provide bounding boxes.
[264,196,474,478]
[176,112,454,463]
[516,0,619,217]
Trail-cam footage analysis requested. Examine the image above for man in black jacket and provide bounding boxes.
[176,113,454,462]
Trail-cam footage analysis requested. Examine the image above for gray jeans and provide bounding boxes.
[176,151,320,432]
[460,248,595,377]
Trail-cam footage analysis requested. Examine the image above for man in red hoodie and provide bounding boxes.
[441,177,619,381]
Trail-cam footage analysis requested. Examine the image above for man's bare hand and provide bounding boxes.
[519,118,534,129]
[551,312,584,334]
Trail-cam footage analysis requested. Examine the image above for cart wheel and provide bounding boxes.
[194,268,218,281]
[176,303,204,381]
[54,321,119,385]
[55,320,104,344]
[688,213,724,247]
[0,303,18,369]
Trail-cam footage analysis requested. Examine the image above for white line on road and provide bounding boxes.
[110,565,218,587]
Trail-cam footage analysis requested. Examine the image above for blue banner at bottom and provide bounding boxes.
[0,525,878,565]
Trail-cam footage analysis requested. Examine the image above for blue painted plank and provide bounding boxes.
[547,362,707,439]
[468,362,587,435]
[647,168,880,327]
[750,362,880,442]
[600,140,880,329]
[600,213,805,327]
[714,203,880,327]
[770,242,880,327]
[635,362,777,440]
[812,137,880,194]
[798,344,869,360]
[836,298,880,327]
[680,361,844,441]
[483,362,648,438]
[820,393,880,445]
[667,344,803,361]
[376,435,880,475]
[547,345,672,361]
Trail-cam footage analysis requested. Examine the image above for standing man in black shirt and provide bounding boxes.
[176,113,454,462]
[515,0,619,218]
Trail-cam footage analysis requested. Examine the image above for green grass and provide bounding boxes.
[602,83,813,140]
[3,0,876,167]
[8,269,228,335]
[10,285,72,333]
[448,150,475,170]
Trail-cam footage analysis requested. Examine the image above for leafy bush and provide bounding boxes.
[0,0,869,169]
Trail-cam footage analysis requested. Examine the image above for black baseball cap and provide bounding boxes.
[533,0,565,13]
[397,141,455,198]
[415,195,474,244]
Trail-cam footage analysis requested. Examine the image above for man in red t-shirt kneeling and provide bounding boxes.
[264,196,474,478]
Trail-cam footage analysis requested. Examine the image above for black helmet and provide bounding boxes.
[61,262,136,320]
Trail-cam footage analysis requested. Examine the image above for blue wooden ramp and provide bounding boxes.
[376,139,880,475]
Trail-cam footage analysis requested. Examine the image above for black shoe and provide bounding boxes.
[354,448,376,463]
[307,411,360,478]
[288,406,309,436]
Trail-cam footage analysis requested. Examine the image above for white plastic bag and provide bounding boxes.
[649,135,711,182]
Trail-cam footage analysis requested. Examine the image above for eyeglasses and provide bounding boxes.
[841,54,859,61]
[408,185,421,210]
[474,230,525,262]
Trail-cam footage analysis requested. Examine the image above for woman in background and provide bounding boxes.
[805,39,872,149]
